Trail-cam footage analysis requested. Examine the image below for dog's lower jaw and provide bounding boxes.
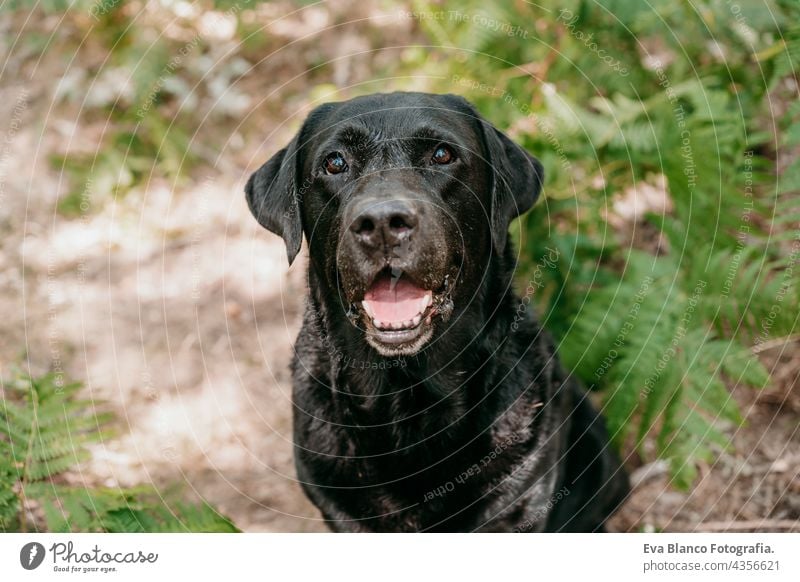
[366,324,434,356]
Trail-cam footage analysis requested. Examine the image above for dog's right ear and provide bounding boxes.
[245,104,333,265]
[440,94,543,254]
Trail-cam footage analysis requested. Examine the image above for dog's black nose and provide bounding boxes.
[350,200,418,249]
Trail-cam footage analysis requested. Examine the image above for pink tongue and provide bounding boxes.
[364,276,428,323]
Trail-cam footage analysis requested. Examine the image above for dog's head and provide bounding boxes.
[246,92,543,357]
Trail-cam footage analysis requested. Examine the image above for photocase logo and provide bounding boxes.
[20,542,46,570]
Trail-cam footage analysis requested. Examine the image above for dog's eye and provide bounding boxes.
[431,144,454,165]
[324,152,348,174]
[323,152,348,175]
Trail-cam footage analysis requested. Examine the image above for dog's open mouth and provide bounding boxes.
[356,269,452,354]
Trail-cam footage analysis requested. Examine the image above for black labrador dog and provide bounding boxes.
[245,92,628,532]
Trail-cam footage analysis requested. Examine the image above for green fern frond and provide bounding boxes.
[554,248,772,487]
[127,501,240,533]
[0,441,20,531]
[1,373,239,533]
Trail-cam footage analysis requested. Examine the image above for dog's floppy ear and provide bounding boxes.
[245,104,333,265]
[481,123,544,252]
[445,95,544,253]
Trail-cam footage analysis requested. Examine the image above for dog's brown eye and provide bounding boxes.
[431,144,454,165]
[324,152,348,175]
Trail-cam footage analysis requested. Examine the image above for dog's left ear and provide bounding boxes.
[245,104,333,265]
[444,95,544,253]
[481,123,544,253]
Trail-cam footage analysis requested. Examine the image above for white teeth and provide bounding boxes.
[421,293,431,310]
[370,311,427,331]
[371,318,421,330]
[362,300,375,318]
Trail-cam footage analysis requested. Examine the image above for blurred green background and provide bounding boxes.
[1,0,798,532]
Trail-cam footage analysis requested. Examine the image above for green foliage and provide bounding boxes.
[0,373,238,533]
[39,1,216,216]
[556,250,773,487]
[412,0,799,487]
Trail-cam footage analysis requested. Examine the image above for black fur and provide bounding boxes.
[246,92,628,532]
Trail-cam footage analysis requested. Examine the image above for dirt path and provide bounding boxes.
[5,151,324,532]
[1,72,326,532]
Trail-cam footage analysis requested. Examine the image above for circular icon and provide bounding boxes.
[20,542,46,570]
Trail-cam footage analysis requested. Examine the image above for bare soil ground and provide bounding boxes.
[610,366,800,532]
[1,5,797,533]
